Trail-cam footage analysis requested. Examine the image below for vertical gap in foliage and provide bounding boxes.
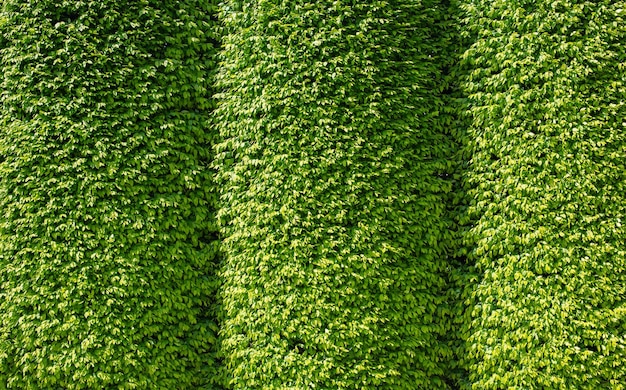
[442,0,479,388]
[427,0,468,388]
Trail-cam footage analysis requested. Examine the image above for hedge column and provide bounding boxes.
[458,0,626,388]
[0,1,220,388]
[214,1,454,388]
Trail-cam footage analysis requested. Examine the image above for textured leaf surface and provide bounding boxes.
[214,1,455,388]
[457,1,626,388]
[0,1,220,388]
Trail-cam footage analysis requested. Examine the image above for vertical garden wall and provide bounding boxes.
[457,0,626,388]
[213,0,455,388]
[0,0,220,388]
[1,0,624,388]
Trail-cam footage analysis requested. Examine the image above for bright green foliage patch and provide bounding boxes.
[214,1,455,388]
[0,0,220,388]
[2,0,624,387]
[458,0,626,388]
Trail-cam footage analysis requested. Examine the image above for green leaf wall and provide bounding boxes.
[0,0,624,388]
[0,0,220,388]
[457,0,626,388]
[213,1,455,388]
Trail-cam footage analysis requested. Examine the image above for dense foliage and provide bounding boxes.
[457,0,626,388]
[0,0,624,388]
[213,0,455,388]
[0,0,220,388]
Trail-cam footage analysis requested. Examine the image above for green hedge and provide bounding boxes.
[457,0,626,388]
[0,0,220,388]
[213,1,455,388]
[3,0,623,387]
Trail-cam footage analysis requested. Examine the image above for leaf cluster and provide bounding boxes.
[456,0,626,388]
[213,0,456,388]
[0,0,221,388]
